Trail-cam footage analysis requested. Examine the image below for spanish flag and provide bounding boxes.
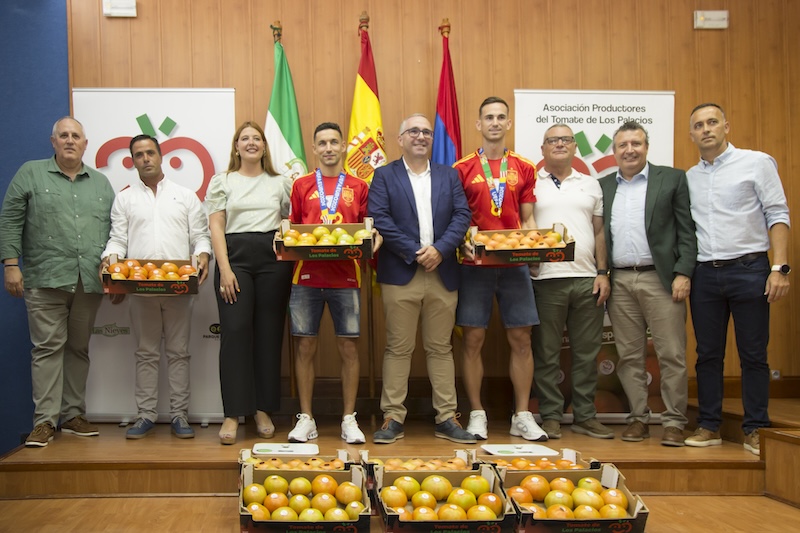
[432,19,462,166]
[345,13,387,184]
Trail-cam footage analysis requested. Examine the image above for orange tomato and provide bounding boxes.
[142,261,158,273]
[310,474,338,496]
[108,262,129,277]
[148,268,166,279]
[160,262,179,273]
[177,264,196,276]
[123,258,141,269]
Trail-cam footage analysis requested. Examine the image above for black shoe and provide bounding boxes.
[435,417,477,444]
[373,418,404,444]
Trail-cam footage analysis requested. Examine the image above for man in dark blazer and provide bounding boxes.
[368,113,475,444]
[598,121,697,447]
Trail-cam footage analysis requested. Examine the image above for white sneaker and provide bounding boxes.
[510,411,548,442]
[341,412,366,444]
[288,413,318,442]
[466,410,488,440]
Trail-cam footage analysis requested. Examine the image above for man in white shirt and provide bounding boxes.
[531,123,611,440]
[102,134,211,439]
[684,103,790,455]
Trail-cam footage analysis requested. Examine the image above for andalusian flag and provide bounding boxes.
[432,21,462,166]
[345,17,386,184]
[265,39,307,179]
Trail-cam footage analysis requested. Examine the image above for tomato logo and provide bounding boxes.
[171,283,189,294]
[609,522,633,532]
[95,114,216,201]
[343,248,363,260]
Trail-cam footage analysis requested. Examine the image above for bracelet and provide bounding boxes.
[4,264,19,268]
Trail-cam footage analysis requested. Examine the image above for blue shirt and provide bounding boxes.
[610,163,653,267]
[687,143,790,262]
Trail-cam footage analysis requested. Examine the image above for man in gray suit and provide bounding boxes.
[599,121,697,447]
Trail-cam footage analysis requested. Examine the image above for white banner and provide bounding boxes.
[514,89,675,176]
[73,88,235,423]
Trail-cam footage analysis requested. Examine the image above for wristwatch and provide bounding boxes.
[771,264,791,275]
[596,269,609,276]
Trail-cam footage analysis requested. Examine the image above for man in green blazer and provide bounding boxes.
[598,121,697,447]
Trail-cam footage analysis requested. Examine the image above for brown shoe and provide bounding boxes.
[684,427,722,447]
[621,421,650,442]
[25,422,55,447]
[661,426,685,447]
[743,430,760,456]
[60,415,99,437]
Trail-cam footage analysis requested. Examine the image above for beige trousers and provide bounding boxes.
[379,266,459,424]
[607,269,688,428]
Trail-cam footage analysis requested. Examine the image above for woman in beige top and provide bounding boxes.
[206,121,293,445]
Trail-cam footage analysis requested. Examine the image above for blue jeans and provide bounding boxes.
[456,264,539,328]
[289,285,360,337]
[690,255,771,434]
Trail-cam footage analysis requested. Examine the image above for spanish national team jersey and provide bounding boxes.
[454,149,536,231]
[290,171,369,288]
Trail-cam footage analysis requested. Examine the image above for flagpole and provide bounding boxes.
[272,19,298,403]
[360,11,377,411]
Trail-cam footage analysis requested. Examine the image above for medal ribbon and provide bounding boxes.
[478,148,508,217]
[315,168,346,224]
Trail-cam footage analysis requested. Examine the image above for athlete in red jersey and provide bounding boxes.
[455,148,536,232]
[290,168,368,288]
[286,122,381,445]
[453,96,545,442]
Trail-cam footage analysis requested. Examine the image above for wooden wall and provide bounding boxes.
[67,0,799,383]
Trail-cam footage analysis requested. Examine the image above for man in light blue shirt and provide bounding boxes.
[599,121,697,448]
[684,103,790,456]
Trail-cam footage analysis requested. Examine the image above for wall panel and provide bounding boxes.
[67,0,800,381]
[160,0,193,87]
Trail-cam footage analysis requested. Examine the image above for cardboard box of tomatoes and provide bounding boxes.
[275,217,374,262]
[102,255,199,295]
[469,222,576,266]
[374,463,517,532]
[501,463,649,533]
[239,459,371,532]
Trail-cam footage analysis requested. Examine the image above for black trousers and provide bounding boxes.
[215,232,292,417]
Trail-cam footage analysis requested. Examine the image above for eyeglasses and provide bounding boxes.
[402,128,434,139]
[545,136,575,145]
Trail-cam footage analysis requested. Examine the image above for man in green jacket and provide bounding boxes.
[598,121,697,447]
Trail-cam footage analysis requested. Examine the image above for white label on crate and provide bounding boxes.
[252,442,320,455]
[480,443,559,456]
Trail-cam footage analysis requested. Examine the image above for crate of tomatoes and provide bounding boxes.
[469,222,575,266]
[102,255,199,295]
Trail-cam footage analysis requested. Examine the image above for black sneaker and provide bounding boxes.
[373,418,404,444]
[435,417,477,444]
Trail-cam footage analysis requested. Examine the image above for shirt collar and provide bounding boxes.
[615,162,649,184]
[402,157,431,176]
[699,142,735,168]
[47,156,89,180]
[538,166,580,182]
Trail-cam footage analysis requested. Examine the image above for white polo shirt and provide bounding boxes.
[531,168,603,280]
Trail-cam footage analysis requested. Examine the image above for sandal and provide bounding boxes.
[255,410,275,439]
[219,417,238,445]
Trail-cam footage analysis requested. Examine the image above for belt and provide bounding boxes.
[700,252,768,268]
[614,265,656,272]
